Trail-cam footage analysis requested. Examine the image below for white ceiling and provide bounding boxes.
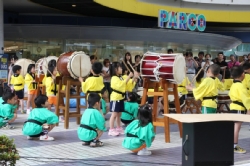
[138,0,250,11]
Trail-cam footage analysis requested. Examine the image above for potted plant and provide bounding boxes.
[0,135,20,166]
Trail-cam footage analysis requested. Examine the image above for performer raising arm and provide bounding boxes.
[186,64,221,114]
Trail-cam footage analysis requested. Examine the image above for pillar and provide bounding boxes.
[0,0,3,53]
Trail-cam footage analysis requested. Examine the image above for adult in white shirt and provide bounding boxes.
[102,59,111,98]
[201,53,214,77]
[186,52,198,82]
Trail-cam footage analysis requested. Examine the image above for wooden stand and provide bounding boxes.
[140,78,182,143]
[184,93,201,114]
[37,74,45,95]
[55,76,87,129]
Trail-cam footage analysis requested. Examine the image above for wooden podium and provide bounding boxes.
[55,76,87,129]
[140,78,182,143]
[164,114,250,166]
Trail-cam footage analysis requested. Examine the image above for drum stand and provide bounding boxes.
[140,78,182,143]
[37,74,46,95]
[55,76,87,129]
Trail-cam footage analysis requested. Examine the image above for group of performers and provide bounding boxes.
[1,51,250,156]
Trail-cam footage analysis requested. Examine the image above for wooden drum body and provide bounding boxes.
[218,91,231,103]
[14,58,35,76]
[57,51,91,79]
[140,52,186,84]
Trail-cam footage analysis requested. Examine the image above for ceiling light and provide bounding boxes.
[72,4,76,7]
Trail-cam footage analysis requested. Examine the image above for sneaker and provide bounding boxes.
[108,129,119,136]
[39,135,55,141]
[21,110,26,114]
[137,148,152,156]
[234,145,246,154]
[27,136,39,140]
[116,127,124,135]
[1,124,15,130]
[27,110,31,115]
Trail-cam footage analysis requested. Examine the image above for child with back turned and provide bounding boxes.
[22,95,59,141]
[122,104,155,156]
[79,62,105,97]
[229,66,250,154]
[186,64,221,114]
[121,92,139,126]
[78,93,105,147]
[0,87,18,129]
[10,65,25,113]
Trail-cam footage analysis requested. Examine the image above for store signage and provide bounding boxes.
[0,54,8,82]
[158,10,206,32]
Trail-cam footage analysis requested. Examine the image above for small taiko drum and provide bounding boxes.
[35,56,58,75]
[140,52,186,84]
[14,59,35,76]
[218,91,231,103]
[57,51,91,79]
[187,91,194,99]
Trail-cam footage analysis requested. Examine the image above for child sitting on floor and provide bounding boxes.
[121,92,139,126]
[0,87,18,129]
[78,93,105,147]
[23,95,59,141]
[122,104,155,156]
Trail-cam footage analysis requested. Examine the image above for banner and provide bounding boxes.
[0,54,9,83]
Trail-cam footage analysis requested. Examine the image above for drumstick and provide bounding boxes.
[80,55,82,77]
[121,59,132,73]
[191,67,204,84]
[223,68,226,80]
[127,61,141,80]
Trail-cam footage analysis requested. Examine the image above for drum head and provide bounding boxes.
[67,52,91,78]
[14,59,35,76]
[173,54,186,84]
[219,91,229,95]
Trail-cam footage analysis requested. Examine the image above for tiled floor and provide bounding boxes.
[1,109,250,166]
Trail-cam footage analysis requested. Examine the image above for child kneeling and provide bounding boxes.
[122,104,155,155]
[22,95,59,141]
[78,93,105,147]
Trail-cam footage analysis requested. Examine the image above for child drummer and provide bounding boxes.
[186,64,221,114]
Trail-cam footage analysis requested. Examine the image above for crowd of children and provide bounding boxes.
[2,54,250,157]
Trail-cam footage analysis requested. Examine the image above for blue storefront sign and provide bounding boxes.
[0,54,9,83]
[158,10,206,32]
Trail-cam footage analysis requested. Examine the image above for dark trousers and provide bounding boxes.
[104,82,111,100]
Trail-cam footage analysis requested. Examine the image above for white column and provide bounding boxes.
[0,0,3,53]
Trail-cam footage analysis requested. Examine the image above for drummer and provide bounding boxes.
[242,62,250,94]
[186,64,221,114]
[177,75,190,103]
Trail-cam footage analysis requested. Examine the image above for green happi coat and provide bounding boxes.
[22,108,59,136]
[121,102,139,121]
[0,97,17,127]
[77,108,105,142]
[122,120,155,150]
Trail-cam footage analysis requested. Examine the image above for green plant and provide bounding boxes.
[0,135,20,166]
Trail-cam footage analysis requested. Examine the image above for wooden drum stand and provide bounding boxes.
[55,76,87,129]
[140,78,182,143]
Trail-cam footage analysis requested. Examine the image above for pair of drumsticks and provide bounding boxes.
[121,59,141,80]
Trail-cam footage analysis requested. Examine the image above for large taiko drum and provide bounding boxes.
[140,52,186,84]
[57,51,91,79]
[14,59,35,76]
[35,56,58,75]
[218,91,231,103]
